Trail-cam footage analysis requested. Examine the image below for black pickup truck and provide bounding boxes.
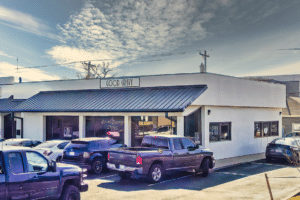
[0,146,88,200]
[107,135,215,183]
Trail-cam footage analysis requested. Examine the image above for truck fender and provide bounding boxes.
[89,153,103,162]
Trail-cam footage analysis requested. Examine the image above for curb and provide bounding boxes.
[282,191,300,200]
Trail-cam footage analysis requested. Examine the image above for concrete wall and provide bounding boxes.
[202,106,282,160]
[0,78,101,99]
[140,73,286,108]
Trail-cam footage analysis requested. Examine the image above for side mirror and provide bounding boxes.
[187,146,195,151]
[195,144,199,149]
[48,160,57,172]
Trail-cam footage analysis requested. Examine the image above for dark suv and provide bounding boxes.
[62,137,124,174]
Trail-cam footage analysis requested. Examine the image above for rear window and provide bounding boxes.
[65,143,88,151]
[141,137,169,149]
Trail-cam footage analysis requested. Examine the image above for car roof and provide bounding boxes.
[4,138,31,141]
[43,140,69,143]
[144,135,184,138]
[71,137,113,142]
[0,145,32,152]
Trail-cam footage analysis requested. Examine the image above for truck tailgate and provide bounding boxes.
[109,147,158,166]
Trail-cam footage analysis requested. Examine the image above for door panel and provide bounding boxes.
[26,151,59,199]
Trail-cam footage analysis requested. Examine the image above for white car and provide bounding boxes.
[33,140,70,162]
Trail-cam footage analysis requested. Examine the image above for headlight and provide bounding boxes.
[83,152,90,158]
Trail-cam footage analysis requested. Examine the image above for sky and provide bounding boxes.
[0,0,299,82]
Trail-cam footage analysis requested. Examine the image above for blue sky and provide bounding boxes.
[0,0,299,82]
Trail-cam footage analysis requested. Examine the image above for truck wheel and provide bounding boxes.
[60,185,80,200]
[148,164,164,183]
[91,158,103,174]
[200,158,210,177]
[119,172,131,180]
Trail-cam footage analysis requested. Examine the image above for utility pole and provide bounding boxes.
[16,57,19,73]
[199,50,209,73]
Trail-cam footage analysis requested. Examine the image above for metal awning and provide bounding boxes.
[0,96,26,112]
[13,85,207,112]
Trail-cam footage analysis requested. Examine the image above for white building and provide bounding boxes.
[0,73,286,167]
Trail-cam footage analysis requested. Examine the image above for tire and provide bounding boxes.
[119,172,131,180]
[91,158,104,174]
[266,156,272,163]
[200,158,210,177]
[56,156,62,162]
[60,185,80,200]
[147,164,164,183]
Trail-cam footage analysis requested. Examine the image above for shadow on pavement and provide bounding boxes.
[96,159,294,192]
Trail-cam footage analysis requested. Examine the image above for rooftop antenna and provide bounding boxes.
[200,63,205,73]
[199,50,209,73]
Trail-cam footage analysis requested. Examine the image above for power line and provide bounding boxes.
[17,59,113,70]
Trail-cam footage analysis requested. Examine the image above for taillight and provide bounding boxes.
[107,153,110,160]
[83,152,90,158]
[136,156,142,165]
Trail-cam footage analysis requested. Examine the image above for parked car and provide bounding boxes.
[284,132,300,137]
[107,135,215,183]
[0,138,41,147]
[266,137,300,163]
[33,140,70,162]
[0,146,88,199]
[61,137,124,174]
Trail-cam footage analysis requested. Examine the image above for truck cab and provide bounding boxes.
[0,146,88,199]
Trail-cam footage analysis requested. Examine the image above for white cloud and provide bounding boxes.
[48,0,210,70]
[0,5,58,40]
[0,62,60,82]
[0,50,14,59]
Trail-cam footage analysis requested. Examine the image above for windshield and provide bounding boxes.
[35,142,57,149]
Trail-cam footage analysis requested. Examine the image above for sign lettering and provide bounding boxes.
[101,78,139,88]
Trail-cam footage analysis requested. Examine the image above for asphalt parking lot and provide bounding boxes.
[81,159,300,200]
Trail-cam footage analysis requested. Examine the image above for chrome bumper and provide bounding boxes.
[107,163,143,174]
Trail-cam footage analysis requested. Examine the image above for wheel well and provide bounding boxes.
[201,157,213,168]
[61,179,79,194]
[148,160,163,173]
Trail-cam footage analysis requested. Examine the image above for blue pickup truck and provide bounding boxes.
[0,146,88,200]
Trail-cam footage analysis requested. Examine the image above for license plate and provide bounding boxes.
[119,165,125,171]
[275,149,282,153]
[69,152,75,156]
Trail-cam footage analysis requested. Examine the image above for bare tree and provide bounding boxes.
[77,61,117,79]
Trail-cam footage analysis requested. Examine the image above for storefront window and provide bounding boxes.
[209,122,231,142]
[254,121,279,138]
[184,108,201,145]
[46,116,79,140]
[86,116,124,143]
[131,116,177,147]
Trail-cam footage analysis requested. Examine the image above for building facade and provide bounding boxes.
[0,73,286,165]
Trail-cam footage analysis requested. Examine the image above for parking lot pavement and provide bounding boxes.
[82,160,300,200]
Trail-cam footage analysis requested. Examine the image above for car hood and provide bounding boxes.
[57,162,82,171]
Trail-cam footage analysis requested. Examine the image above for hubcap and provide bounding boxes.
[94,161,102,172]
[152,167,161,181]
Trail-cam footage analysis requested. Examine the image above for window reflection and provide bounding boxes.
[131,116,177,146]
